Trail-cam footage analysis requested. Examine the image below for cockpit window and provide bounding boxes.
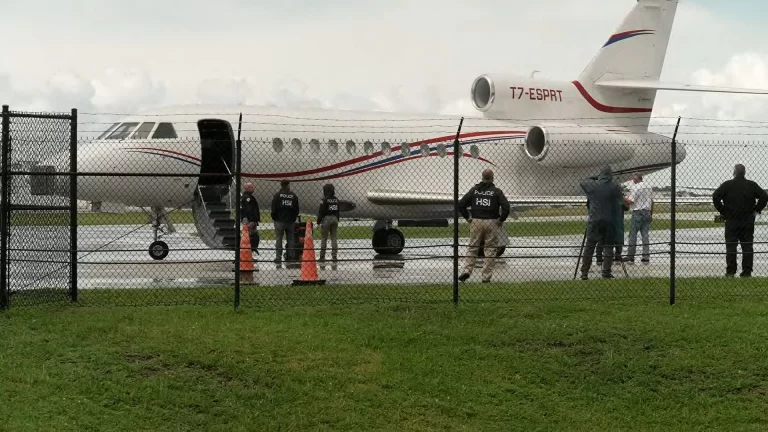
[131,122,156,139]
[97,122,120,140]
[152,122,178,139]
[106,122,139,140]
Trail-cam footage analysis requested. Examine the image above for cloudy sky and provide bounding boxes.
[2,0,768,186]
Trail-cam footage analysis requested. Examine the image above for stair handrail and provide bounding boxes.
[221,156,236,218]
[196,184,209,216]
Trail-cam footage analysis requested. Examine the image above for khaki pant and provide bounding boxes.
[462,219,499,281]
[320,215,338,264]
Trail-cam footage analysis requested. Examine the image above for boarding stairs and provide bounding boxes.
[192,185,239,250]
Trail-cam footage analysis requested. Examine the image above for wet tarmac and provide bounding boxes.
[8,219,768,291]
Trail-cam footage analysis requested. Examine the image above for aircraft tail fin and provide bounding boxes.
[578,0,679,85]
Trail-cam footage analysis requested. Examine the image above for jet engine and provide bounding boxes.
[523,125,637,168]
[471,74,514,116]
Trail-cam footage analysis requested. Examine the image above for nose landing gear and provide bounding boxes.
[147,206,175,260]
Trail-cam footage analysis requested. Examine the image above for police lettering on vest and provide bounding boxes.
[459,182,510,222]
[280,193,295,208]
[326,197,339,213]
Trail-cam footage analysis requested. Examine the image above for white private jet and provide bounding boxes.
[32,0,768,260]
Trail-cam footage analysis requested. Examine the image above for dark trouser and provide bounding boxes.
[581,220,615,277]
[725,215,755,275]
[596,244,621,263]
[274,221,295,262]
[249,232,259,255]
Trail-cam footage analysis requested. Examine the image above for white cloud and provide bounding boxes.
[196,78,253,105]
[91,69,166,113]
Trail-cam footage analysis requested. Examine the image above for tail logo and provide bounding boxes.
[603,29,655,48]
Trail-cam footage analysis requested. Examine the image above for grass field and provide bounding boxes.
[3,279,768,431]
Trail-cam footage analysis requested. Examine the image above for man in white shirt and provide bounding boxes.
[623,174,653,264]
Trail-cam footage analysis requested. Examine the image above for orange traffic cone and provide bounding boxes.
[239,223,255,272]
[292,221,325,286]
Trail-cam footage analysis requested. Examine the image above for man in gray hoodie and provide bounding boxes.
[579,165,623,279]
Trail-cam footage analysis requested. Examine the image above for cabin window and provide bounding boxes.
[152,123,178,139]
[273,137,284,153]
[106,122,139,140]
[97,122,120,140]
[437,143,447,158]
[363,141,374,155]
[328,140,338,153]
[470,145,480,159]
[310,139,321,153]
[131,122,156,139]
[381,142,391,156]
[291,138,302,152]
[346,140,356,154]
[400,143,410,157]
[419,144,429,157]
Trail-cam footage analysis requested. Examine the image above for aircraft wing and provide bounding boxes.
[594,79,768,95]
[367,189,713,206]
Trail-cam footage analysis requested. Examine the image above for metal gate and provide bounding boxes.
[1,105,77,309]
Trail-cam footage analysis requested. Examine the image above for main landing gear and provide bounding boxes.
[369,220,509,257]
[147,206,175,260]
[372,220,405,255]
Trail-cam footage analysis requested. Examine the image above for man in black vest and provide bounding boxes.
[271,180,300,263]
[240,182,260,254]
[712,164,768,277]
[458,169,510,283]
[317,183,340,269]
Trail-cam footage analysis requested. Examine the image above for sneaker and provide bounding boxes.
[458,273,470,282]
[641,259,650,265]
[725,273,735,278]
[622,257,635,264]
[740,272,752,278]
[602,274,614,279]
[580,273,588,280]
[482,279,491,284]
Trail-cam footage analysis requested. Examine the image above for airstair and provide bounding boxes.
[192,185,238,250]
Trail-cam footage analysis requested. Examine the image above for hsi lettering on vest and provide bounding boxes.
[475,198,492,207]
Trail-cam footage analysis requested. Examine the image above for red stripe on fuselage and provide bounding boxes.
[249,153,495,182]
[250,130,522,178]
[572,81,653,114]
[129,147,202,162]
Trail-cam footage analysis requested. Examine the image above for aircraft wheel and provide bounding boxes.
[149,241,169,260]
[373,229,405,255]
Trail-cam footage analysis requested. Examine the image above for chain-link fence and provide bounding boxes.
[2,105,767,309]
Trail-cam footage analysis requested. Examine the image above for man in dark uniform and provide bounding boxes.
[458,169,510,283]
[240,182,260,254]
[712,164,768,277]
[579,165,623,280]
[317,183,340,269]
[271,180,300,263]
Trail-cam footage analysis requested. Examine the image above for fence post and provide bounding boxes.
[234,113,243,310]
[670,116,681,306]
[453,117,464,306]
[0,105,9,310]
[69,108,78,303]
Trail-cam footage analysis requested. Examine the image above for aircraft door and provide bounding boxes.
[197,119,235,190]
